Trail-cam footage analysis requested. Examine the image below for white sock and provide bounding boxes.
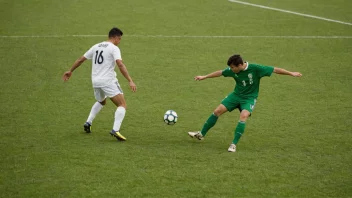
[86,102,104,124]
[113,106,126,131]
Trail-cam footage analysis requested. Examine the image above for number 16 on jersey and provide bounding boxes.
[95,50,104,64]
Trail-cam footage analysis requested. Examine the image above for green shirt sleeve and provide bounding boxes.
[254,64,274,77]
[222,67,233,77]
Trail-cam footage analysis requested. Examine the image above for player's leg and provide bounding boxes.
[103,82,127,141]
[188,104,228,140]
[84,88,106,133]
[109,94,127,141]
[231,110,250,143]
[189,92,239,140]
[201,104,228,136]
[228,98,256,152]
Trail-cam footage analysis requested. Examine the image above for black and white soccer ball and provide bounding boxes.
[163,110,178,125]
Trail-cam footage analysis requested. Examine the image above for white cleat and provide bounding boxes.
[188,131,204,140]
[228,144,237,152]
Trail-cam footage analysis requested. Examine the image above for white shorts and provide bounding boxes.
[93,82,123,102]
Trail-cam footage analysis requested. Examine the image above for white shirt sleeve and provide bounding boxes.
[112,46,122,61]
[83,46,95,60]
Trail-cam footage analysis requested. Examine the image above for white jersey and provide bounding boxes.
[83,41,122,88]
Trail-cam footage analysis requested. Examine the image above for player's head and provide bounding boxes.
[227,54,245,73]
[108,27,123,45]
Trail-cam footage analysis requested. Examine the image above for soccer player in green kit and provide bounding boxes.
[188,54,302,152]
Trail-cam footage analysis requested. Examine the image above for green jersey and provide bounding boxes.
[222,62,274,98]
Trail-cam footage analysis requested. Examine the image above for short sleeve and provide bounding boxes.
[254,64,274,77]
[83,46,94,60]
[113,46,122,61]
[222,67,233,77]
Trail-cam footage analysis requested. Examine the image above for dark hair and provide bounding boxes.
[109,27,123,38]
[227,54,243,67]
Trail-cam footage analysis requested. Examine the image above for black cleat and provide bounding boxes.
[84,122,92,133]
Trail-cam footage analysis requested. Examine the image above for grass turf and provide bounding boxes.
[0,0,351,197]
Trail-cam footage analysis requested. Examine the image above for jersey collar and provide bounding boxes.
[243,62,249,71]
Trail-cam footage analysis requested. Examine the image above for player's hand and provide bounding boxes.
[62,71,72,81]
[291,72,302,77]
[194,76,207,81]
[129,81,137,92]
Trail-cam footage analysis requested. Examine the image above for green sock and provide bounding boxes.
[232,121,246,144]
[200,113,218,136]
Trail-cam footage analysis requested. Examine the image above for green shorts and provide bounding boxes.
[221,92,257,113]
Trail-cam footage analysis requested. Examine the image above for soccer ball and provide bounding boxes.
[164,110,178,125]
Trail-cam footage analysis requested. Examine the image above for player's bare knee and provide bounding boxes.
[213,109,224,117]
[239,111,250,121]
[240,115,249,121]
[213,110,221,117]
[119,104,127,110]
[213,105,227,117]
[99,100,106,106]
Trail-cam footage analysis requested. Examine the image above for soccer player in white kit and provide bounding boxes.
[62,27,136,141]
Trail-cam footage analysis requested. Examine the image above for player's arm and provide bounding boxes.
[62,56,87,81]
[273,67,302,77]
[116,59,137,92]
[194,70,222,81]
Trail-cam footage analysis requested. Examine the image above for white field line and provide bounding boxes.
[228,0,352,26]
[0,35,351,39]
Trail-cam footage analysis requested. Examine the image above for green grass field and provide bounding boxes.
[1,0,351,197]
